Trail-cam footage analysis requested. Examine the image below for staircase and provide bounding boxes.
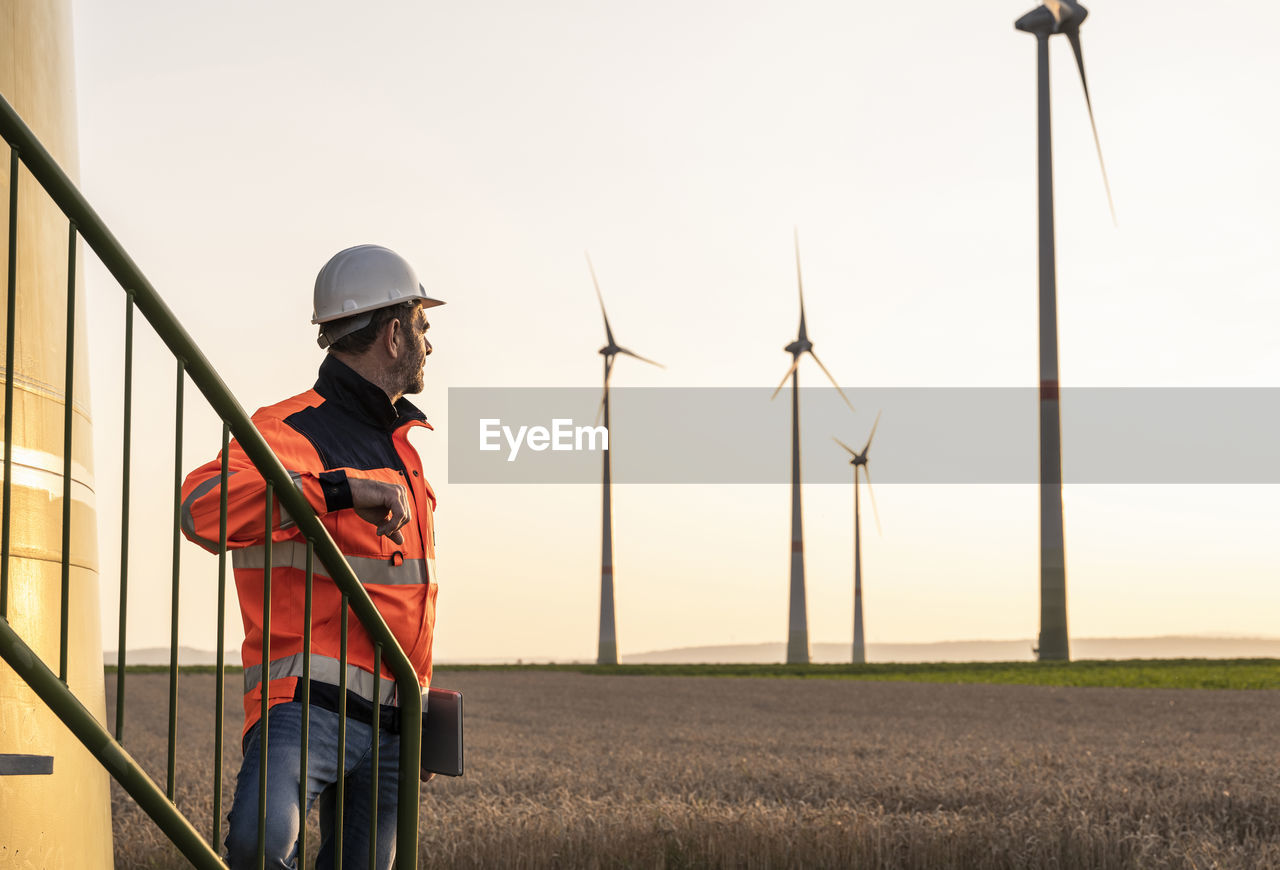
[0,91,423,869]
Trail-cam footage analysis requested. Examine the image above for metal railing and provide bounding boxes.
[0,92,423,868]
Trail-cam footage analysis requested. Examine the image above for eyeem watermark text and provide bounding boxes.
[479,418,609,462]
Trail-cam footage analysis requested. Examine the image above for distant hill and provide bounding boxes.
[109,637,1280,667]
[621,637,1280,664]
[105,646,241,666]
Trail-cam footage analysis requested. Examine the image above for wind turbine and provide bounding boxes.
[771,232,854,665]
[587,253,662,665]
[1015,0,1115,662]
[834,412,882,665]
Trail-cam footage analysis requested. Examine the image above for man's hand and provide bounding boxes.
[348,477,411,545]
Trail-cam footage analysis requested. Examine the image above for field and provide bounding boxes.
[106,667,1280,868]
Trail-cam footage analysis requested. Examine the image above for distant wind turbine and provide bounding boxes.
[587,253,663,666]
[834,411,882,665]
[772,231,854,665]
[1015,0,1115,662]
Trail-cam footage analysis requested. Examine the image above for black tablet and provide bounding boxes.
[420,687,463,778]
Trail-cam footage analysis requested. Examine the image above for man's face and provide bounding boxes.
[396,304,431,396]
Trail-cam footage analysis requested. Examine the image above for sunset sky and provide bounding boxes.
[69,0,1279,662]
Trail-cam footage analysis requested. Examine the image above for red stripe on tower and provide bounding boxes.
[1040,380,1059,401]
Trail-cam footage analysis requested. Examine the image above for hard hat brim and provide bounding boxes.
[312,284,446,325]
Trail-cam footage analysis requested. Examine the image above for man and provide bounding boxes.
[180,244,443,869]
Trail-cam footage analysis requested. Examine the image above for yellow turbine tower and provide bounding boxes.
[0,0,114,866]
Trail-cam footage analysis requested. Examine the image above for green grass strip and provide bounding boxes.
[434,659,1280,690]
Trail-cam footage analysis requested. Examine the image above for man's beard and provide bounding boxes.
[396,339,427,396]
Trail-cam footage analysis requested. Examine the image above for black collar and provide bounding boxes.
[314,355,427,431]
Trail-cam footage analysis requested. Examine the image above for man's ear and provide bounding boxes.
[382,316,403,358]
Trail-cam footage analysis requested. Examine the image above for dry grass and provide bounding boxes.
[106,670,1280,868]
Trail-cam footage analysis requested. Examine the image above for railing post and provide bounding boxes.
[211,421,229,849]
[299,540,313,869]
[167,359,184,799]
[1,145,18,620]
[115,291,133,739]
[336,594,348,870]
[58,221,76,682]
[370,643,381,869]
[257,483,273,870]
[396,692,422,869]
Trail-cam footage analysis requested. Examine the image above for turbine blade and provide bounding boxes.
[617,347,665,369]
[863,465,883,537]
[586,251,617,345]
[771,356,802,401]
[861,410,883,454]
[793,228,808,339]
[832,435,857,457]
[806,350,854,413]
[1043,0,1065,26]
[1066,31,1117,226]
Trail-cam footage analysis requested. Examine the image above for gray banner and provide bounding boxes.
[446,388,1280,484]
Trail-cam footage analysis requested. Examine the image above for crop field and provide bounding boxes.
[106,667,1280,869]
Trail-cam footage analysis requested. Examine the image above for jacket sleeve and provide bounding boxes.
[180,414,354,553]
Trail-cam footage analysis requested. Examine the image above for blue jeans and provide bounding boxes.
[225,702,401,870]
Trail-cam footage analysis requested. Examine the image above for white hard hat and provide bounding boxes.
[312,244,445,349]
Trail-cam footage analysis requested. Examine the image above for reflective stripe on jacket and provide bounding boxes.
[180,356,438,739]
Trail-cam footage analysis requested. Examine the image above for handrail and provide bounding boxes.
[0,92,422,866]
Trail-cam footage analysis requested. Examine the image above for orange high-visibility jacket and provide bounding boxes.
[181,356,438,739]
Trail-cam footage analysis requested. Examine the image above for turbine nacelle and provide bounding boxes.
[1014,6,1057,35]
[784,338,813,356]
[1016,0,1087,35]
[834,411,881,471]
[833,411,883,536]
